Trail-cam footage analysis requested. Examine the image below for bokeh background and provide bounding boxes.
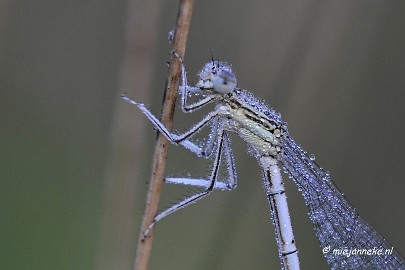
[2,1,405,269]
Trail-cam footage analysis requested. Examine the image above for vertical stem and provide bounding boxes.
[133,1,194,270]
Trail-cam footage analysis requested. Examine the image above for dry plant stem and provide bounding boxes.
[133,1,194,270]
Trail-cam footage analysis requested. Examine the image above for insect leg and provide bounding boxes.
[165,131,237,190]
[142,125,230,239]
[121,94,220,157]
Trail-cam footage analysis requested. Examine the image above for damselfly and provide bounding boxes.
[122,57,405,270]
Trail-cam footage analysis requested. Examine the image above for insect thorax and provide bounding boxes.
[219,91,286,158]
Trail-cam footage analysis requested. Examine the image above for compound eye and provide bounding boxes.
[212,70,237,94]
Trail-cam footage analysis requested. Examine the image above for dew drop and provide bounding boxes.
[167,29,174,44]
[309,154,316,161]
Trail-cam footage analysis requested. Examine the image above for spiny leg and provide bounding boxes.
[142,126,230,240]
[164,114,237,190]
[165,131,237,190]
[122,93,237,188]
[121,94,222,157]
[179,63,213,113]
[171,50,215,113]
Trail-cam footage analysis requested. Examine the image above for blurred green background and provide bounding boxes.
[1,1,404,269]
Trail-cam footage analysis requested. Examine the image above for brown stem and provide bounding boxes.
[133,1,194,270]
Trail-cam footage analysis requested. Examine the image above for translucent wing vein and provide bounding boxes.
[280,136,405,269]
